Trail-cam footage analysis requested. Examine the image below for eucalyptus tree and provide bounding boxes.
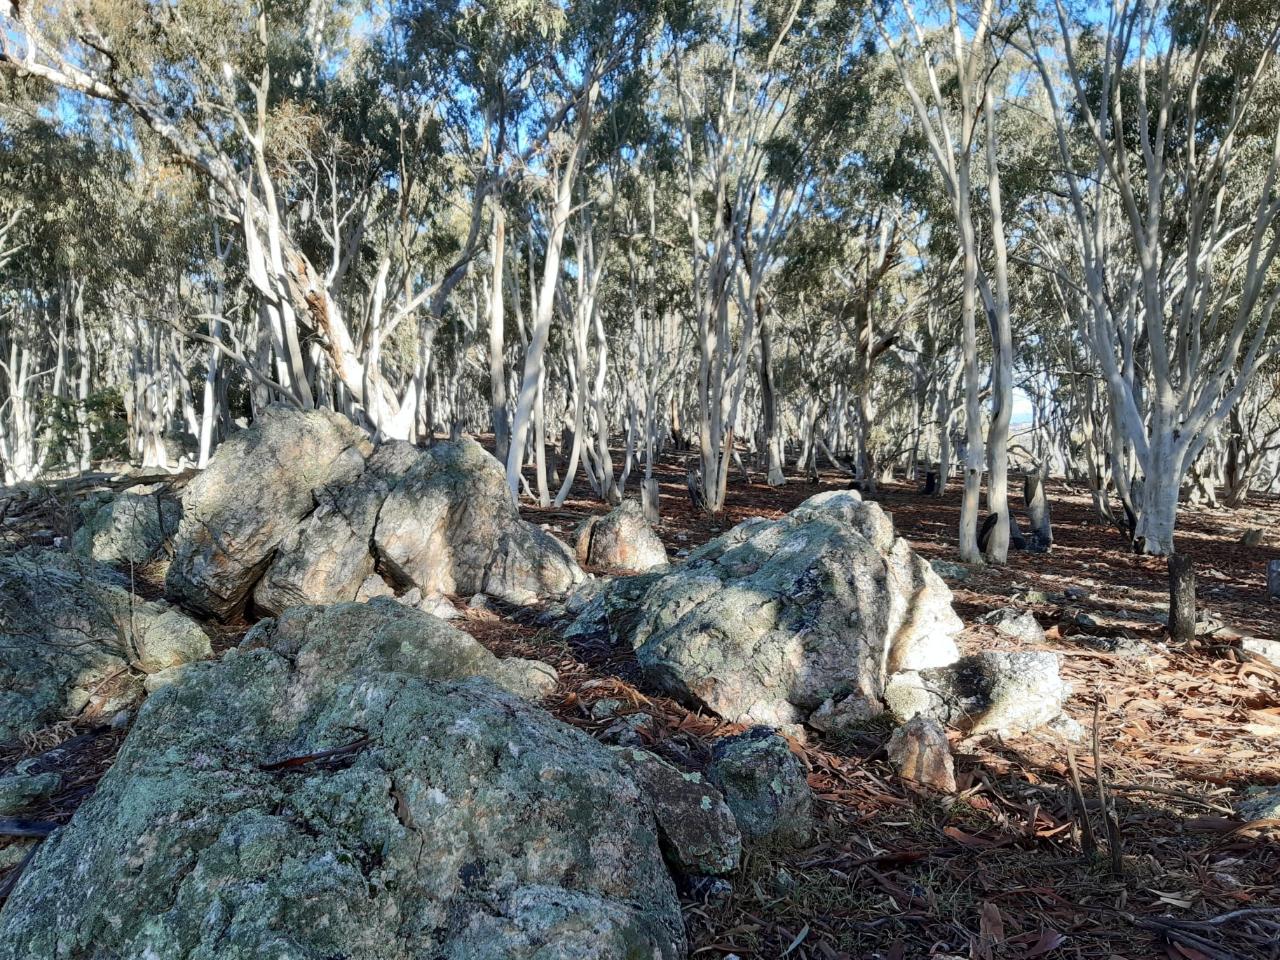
[1020,0,1280,554]
[873,0,1018,563]
[663,0,869,513]
[494,0,659,504]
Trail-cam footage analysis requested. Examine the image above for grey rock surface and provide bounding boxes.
[982,608,1046,645]
[615,747,741,876]
[884,651,1071,736]
[0,551,211,741]
[0,771,61,815]
[577,491,961,728]
[253,441,419,615]
[1241,637,1280,668]
[886,716,955,793]
[240,598,555,702]
[708,727,812,847]
[166,406,370,618]
[0,598,685,960]
[375,438,583,604]
[72,490,180,566]
[1237,786,1280,822]
[575,500,669,574]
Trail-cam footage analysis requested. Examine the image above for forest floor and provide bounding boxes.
[2,449,1279,958]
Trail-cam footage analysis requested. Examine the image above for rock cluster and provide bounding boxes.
[0,598,685,960]
[164,407,582,618]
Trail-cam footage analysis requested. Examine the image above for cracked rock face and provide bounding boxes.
[166,409,582,618]
[166,406,371,619]
[0,550,211,741]
[0,599,683,960]
[374,438,583,604]
[614,747,741,876]
[884,651,1071,736]
[253,441,421,615]
[572,491,961,730]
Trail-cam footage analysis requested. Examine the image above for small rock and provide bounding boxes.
[564,577,605,616]
[676,875,733,906]
[601,714,651,747]
[708,727,812,847]
[1240,528,1264,547]
[109,710,132,730]
[590,698,627,721]
[493,658,559,699]
[1045,715,1086,741]
[769,867,796,897]
[1195,613,1224,636]
[614,747,741,875]
[1242,637,1280,668]
[0,772,61,815]
[1237,786,1280,822]
[1079,634,1152,659]
[886,716,956,793]
[575,501,669,574]
[417,593,460,620]
[355,574,396,601]
[930,559,971,582]
[1064,586,1090,601]
[1021,589,1050,604]
[0,840,36,871]
[884,651,1071,736]
[982,608,1046,644]
[142,665,190,694]
[808,693,883,734]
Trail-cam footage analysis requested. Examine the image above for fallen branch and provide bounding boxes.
[261,736,371,772]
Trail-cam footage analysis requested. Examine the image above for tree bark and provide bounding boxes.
[1167,554,1195,644]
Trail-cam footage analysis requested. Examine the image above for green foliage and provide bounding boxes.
[38,389,129,470]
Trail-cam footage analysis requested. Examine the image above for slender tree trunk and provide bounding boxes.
[488,206,509,463]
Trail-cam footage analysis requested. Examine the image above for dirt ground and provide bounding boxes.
[2,449,1279,959]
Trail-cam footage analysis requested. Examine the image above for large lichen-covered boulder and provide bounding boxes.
[576,500,669,574]
[375,438,583,604]
[0,599,684,960]
[165,406,371,619]
[581,491,961,730]
[252,442,420,615]
[72,490,181,566]
[0,551,211,741]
